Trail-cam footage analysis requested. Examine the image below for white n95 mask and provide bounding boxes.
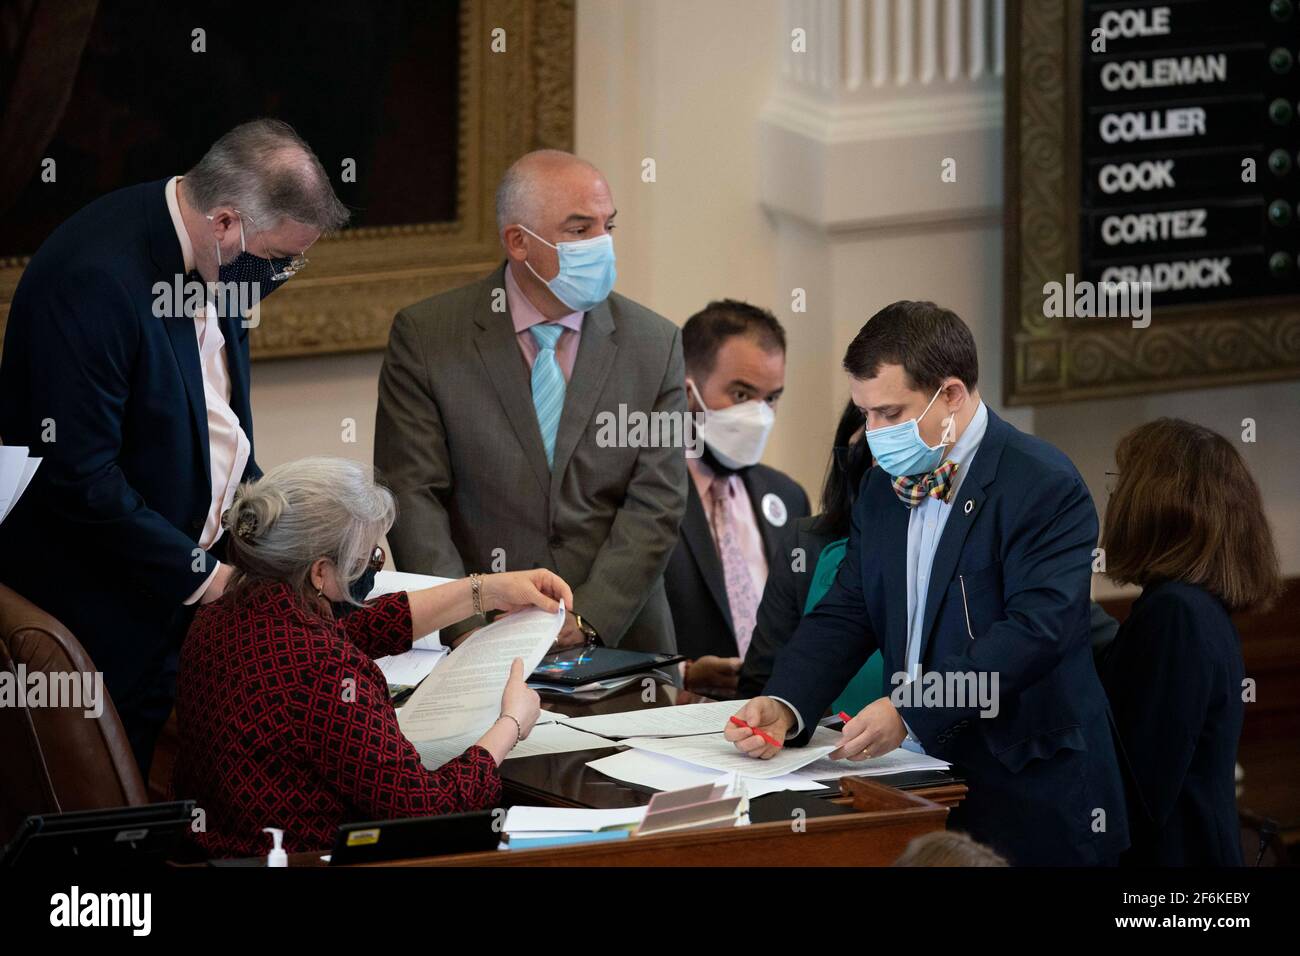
[689,380,775,470]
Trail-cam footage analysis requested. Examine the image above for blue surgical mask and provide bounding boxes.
[518,225,616,312]
[865,387,955,478]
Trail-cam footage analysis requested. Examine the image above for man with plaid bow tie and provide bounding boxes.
[725,301,1129,866]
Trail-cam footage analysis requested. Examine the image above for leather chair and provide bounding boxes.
[0,583,146,844]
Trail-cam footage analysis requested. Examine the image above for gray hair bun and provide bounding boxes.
[223,482,288,544]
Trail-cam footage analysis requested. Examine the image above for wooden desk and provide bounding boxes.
[368,777,951,867]
[290,681,968,867]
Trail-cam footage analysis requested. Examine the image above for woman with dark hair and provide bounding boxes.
[738,400,881,707]
[1099,418,1282,867]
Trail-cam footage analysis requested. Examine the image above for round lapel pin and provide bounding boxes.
[964,499,974,515]
[761,493,788,527]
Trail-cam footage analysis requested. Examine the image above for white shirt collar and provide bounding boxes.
[164,176,196,274]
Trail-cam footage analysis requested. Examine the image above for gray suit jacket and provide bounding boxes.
[374,263,688,652]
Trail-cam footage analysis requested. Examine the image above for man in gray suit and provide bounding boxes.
[375,150,687,652]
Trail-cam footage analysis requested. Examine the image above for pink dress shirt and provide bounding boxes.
[504,264,583,379]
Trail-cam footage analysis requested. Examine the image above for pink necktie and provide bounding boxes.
[709,475,760,658]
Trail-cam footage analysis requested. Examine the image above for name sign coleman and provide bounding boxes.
[1079,2,1300,309]
[1099,54,1225,92]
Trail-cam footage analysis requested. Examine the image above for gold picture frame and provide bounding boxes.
[1003,0,1300,405]
[0,0,575,360]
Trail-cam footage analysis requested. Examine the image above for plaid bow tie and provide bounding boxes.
[892,459,959,508]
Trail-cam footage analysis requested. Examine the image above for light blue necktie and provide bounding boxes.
[529,323,566,467]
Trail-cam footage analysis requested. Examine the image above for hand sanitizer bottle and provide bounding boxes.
[263,827,287,867]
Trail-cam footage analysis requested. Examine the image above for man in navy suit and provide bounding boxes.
[0,119,347,774]
[724,301,1128,865]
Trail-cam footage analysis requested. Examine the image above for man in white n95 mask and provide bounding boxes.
[663,299,810,700]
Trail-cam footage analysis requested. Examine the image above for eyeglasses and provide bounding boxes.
[269,251,309,282]
[234,209,310,280]
[367,546,386,573]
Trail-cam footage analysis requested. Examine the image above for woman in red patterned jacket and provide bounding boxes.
[174,456,571,859]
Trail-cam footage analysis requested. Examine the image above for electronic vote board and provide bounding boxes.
[1080,1,1300,308]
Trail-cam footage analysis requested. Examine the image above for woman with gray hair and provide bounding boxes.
[173,456,571,859]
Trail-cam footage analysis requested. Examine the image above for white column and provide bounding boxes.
[758,0,1022,479]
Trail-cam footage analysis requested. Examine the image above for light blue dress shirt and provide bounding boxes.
[899,399,987,753]
[772,400,989,750]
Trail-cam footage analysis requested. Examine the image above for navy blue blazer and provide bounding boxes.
[764,408,1129,865]
[0,179,259,710]
[1100,580,1245,866]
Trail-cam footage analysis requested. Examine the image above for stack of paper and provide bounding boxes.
[557,699,753,739]
[369,569,455,599]
[587,748,828,799]
[367,570,454,687]
[504,805,645,836]
[502,805,644,851]
[788,746,951,782]
[502,722,617,760]
[411,714,613,769]
[584,717,951,797]
[637,780,745,836]
[0,447,40,526]
[375,644,447,687]
[622,729,837,779]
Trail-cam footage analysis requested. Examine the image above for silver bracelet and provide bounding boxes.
[498,713,522,743]
[470,573,483,616]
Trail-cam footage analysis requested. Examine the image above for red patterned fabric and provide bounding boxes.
[174,579,501,859]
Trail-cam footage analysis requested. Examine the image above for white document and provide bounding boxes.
[375,645,447,687]
[0,447,40,525]
[622,727,837,779]
[502,722,617,760]
[789,746,951,782]
[368,569,453,649]
[397,602,564,742]
[503,805,646,834]
[556,699,753,739]
[587,748,828,798]
[413,731,482,770]
[409,713,596,771]
[369,569,455,595]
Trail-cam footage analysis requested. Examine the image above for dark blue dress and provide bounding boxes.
[1100,580,1245,866]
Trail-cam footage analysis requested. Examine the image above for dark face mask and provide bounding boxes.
[331,564,378,619]
[218,251,293,301]
[213,216,296,307]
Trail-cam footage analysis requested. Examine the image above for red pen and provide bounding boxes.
[729,714,783,748]
[838,711,853,724]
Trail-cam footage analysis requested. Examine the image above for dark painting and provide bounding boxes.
[0,0,461,257]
